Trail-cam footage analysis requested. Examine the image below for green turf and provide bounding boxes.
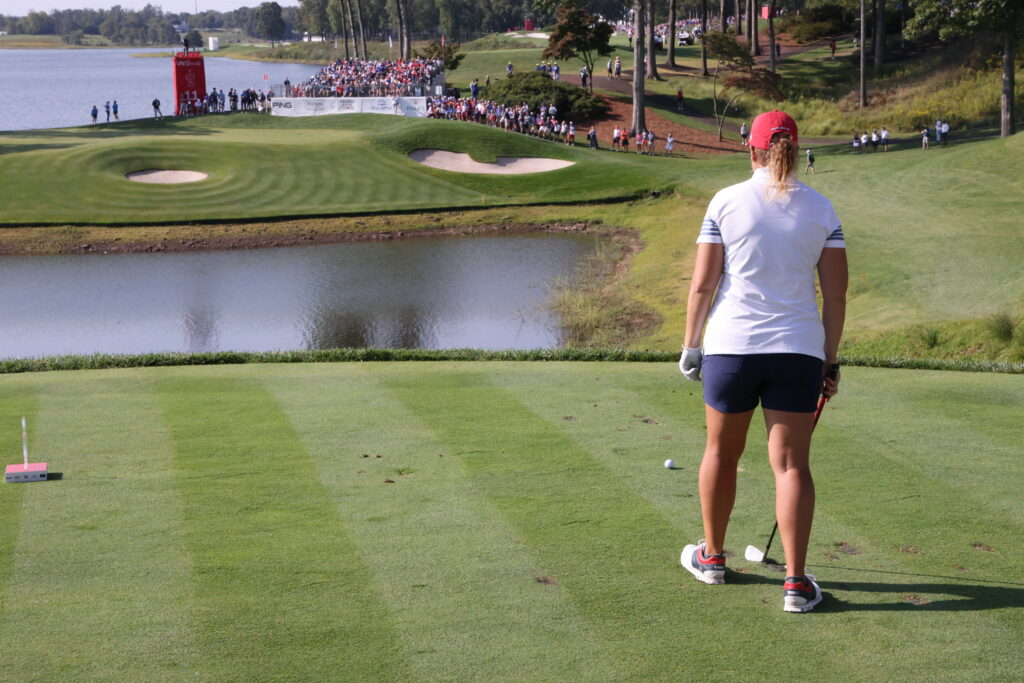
[0,362,1020,679]
[0,114,676,225]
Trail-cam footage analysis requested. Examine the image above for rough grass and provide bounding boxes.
[0,362,1020,679]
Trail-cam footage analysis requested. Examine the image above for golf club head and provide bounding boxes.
[744,545,765,563]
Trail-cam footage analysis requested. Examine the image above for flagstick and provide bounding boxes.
[21,417,28,469]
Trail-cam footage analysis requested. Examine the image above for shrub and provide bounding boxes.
[790,20,844,43]
[987,313,1015,342]
[921,327,941,349]
[484,71,607,122]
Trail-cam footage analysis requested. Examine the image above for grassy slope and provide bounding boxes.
[0,362,1020,679]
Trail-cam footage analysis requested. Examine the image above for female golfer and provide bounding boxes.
[678,110,847,613]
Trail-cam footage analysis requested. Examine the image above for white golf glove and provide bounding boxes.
[679,346,703,381]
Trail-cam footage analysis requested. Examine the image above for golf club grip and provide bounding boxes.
[812,364,840,428]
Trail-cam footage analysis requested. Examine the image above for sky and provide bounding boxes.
[4,1,299,16]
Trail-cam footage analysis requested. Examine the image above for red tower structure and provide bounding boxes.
[173,51,207,116]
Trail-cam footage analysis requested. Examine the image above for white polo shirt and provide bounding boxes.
[697,167,845,360]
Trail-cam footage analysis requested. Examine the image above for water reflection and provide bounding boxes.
[0,234,595,359]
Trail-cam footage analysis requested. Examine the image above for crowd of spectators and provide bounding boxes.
[288,58,444,98]
[175,87,273,117]
[427,96,582,144]
[426,95,676,155]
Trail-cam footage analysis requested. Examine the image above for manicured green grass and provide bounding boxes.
[0,362,1020,679]
[0,115,676,225]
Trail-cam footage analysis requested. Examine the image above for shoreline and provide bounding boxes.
[0,213,613,256]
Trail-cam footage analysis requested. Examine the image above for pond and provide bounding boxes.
[0,47,319,131]
[0,233,597,359]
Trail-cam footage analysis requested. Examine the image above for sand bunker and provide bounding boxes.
[512,32,549,39]
[126,169,208,184]
[409,149,574,175]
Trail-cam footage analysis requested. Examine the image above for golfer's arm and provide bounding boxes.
[818,247,848,363]
[684,243,724,348]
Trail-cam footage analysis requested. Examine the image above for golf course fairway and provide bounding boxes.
[0,362,1020,680]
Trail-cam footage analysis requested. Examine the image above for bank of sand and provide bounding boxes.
[126,170,208,183]
[408,150,575,174]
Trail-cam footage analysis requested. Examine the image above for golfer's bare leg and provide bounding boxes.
[764,409,816,577]
[700,406,755,555]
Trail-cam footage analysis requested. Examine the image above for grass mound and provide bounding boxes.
[0,362,1020,678]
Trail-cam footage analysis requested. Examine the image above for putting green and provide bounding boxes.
[0,115,677,225]
[0,362,1020,679]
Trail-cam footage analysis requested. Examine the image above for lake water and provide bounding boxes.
[0,47,319,131]
[0,234,596,359]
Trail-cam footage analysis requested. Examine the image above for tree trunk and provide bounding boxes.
[750,0,760,56]
[745,0,753,45]
[701,0,709,77]
[344,0,356,57]
[394,0,410,59]
[632,0,647,134]
[353,0,367,58]
[340,0,351,59]
[667,0,677,67]
[1001,29,1016,137]
[874,0,885,67]
[394,0,405,59]
[768,0,776,71]
[646,0,659,79]
[719,0,726,32]
[736,0,742,36]
[859,0,867,107]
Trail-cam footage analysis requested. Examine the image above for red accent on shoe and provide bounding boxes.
[784,579,810,591]
[698,547,725,563]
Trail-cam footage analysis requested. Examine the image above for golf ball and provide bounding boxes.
[664,459,675,469]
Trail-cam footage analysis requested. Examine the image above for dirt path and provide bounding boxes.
[569,34,851,144]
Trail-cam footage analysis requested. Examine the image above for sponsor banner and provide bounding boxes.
[172,52,207,116]
[271,97,427,118]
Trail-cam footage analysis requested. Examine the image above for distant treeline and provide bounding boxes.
[0,5,301,46]
[0,0,549,49]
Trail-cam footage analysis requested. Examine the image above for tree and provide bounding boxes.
[631,0,646,133]
[327,0,350,56]
[255,2,286,47]
[543,2,614,90]
[908,0,1021,137]
[415,40,465,72]
[185,28,204,50]
[351,0,367,58]
[298,0,331,39]
[748,0,760,56]
[703,31,783,140]
[767,0,777,71]
[645,0,659,79]
[666,0,676,68]
[858,0,866,108]
[873,0,885,67]
[700,0,709,77]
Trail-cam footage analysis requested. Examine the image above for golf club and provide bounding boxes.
[744,363,840,564]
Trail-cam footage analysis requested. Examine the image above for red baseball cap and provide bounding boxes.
[749,110,798,150]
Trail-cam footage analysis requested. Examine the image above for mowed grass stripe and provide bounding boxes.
[482,364,899,675]
[801,375,1024,675]
[385,368,744,678]
[0,372,198,679]
[264,365,617,681]
[155,372,410,680]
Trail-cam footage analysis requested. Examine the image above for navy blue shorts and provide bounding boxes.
[703,354,823,414]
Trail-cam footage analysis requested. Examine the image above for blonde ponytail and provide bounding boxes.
[754,132,798,200]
